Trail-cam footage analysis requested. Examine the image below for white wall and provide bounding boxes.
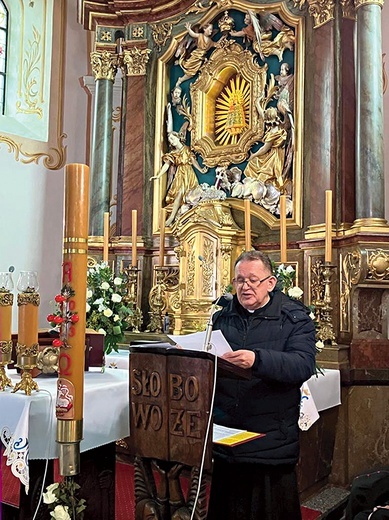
[0,0,89,331]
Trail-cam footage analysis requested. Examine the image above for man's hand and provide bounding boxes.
[221,349,255,368]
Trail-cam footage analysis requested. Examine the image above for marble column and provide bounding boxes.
[305,12,336,227]
[89,50,119,236]
[355,0,385,222]
[120,45,151,236]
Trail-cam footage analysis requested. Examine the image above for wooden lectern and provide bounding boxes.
[129,345,250,520]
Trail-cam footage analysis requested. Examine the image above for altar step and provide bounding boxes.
[302,485,350,520]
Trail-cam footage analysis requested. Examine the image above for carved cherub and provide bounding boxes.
[175,22,219,87]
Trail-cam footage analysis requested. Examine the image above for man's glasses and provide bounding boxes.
[233,275,272,288]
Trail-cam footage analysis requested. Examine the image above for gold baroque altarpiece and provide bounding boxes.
[150,2,305,331]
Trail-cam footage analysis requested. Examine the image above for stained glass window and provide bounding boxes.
[0,1,8,115]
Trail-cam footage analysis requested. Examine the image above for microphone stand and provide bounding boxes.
[203,293,233,351]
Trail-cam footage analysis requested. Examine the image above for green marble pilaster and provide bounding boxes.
[89,79,114,236]
[355,3,384,219]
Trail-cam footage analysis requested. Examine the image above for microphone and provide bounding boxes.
[198,254,233,351]
[203,292,233,352]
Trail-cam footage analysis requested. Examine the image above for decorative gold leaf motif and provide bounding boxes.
[0,133,67,170]
[293,0,336,28]
[367,249,389,280]
[191,40,267,167]
[16,25,43,118]
[90,50,119,81]
[122,47,151,76]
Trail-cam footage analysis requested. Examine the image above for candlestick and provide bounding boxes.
[159,208,166,267]
[103,212,109,262]
[0,273,14,390]
[132,209,138,267]
[13,271,40,395]
[58,163,89,476]
[244,199,251,251]
[280,195,287,264]
[325,190,332,263]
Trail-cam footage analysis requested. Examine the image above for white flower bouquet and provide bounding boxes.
[86,262,132,354]
[43,479,86,519]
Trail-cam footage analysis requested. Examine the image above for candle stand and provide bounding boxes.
[123,266,143,332]
[146,266,170,333]
[0,281,14,390]
[13,282,40,395]
[315,263,337,345]
[0,340,13,390]
[13,340,40,395]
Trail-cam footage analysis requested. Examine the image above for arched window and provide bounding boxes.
[0,1,8,115]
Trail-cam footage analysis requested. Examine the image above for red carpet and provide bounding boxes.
[1,456,322,519]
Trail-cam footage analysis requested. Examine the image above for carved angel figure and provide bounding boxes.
[244,107,288,192]
[175,23,219,87]
[151,104,207,226]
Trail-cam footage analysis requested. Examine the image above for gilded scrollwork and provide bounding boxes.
[200,238,215,296]
[191,40,267,167]
[16,342,39,357]
[0,132,66,170]
[367,249,389,281]
[16,26,43,119]
[122,47,151,76]
[340,250,362,332]
[0,293,14,306]
[17,292,40,306]
[90,50,119,81]
[292,0,336,28]
[340,0,356,19]
[150,22,176,52]
[186,237,196,297]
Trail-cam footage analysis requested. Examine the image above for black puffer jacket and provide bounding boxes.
[212,289,316,465]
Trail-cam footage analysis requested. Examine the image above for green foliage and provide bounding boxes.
[43,478,86,520]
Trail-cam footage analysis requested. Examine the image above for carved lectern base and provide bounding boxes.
[134,457,209,520]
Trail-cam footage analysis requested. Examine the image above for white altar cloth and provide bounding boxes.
[0,368,129,491]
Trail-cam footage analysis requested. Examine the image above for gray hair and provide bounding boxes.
[234,250,273,274]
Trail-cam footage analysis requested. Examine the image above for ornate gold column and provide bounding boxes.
[89,48,119,236]
[354,0,387,229]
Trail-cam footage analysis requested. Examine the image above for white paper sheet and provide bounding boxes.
[167,330,233,357]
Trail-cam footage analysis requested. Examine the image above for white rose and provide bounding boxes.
[113,314,120,322]
[288,286,303,299]
[277,264,285,272]
[111,293,122,303]
[113,277,122,286]
[286,265,295,274]
[87,289,93,299]
[94,298,104,305]
[50,505,71,520]
[43,483,59,504]
[100,281,110,290]
[98,328,107,336]
[86,303,91,313]
[88,268,95,274]
[316,340,325,352]
[98,304,106,312]
[103,308,113,317]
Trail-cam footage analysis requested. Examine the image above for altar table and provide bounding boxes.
[0,368,129,493]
